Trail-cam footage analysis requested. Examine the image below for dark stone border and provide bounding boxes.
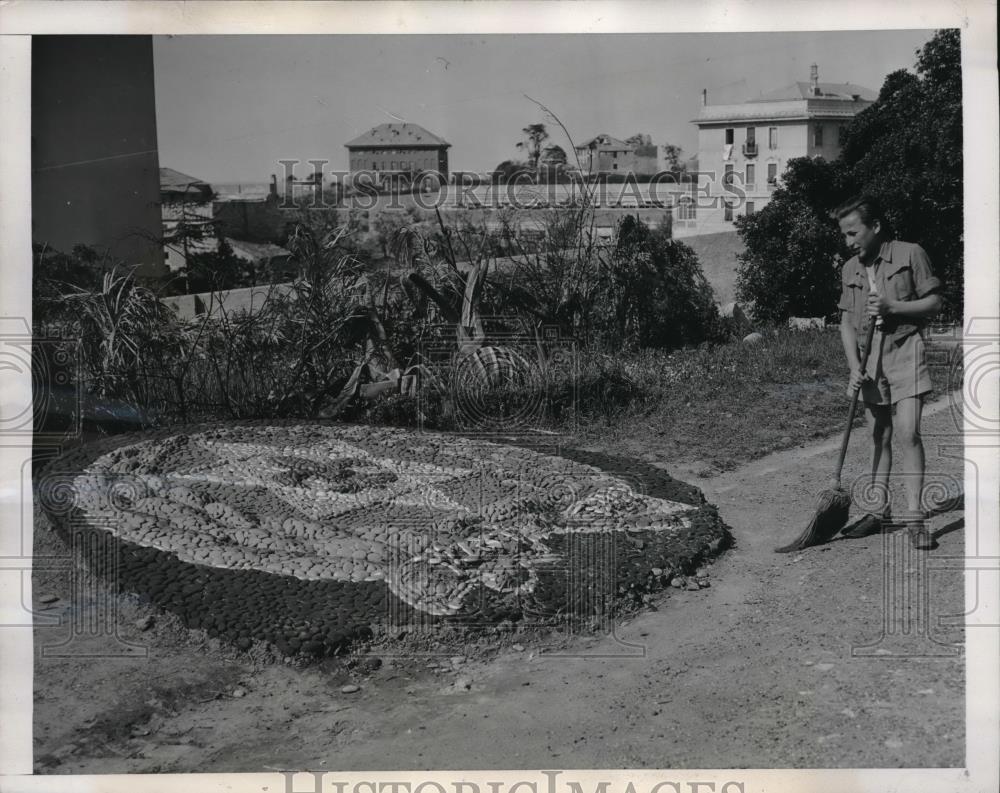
[37,421,731,657]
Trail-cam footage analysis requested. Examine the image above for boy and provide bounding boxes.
[834,196,943,550]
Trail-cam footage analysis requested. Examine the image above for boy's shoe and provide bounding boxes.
[841,513,889,539]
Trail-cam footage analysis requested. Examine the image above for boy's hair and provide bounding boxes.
[832,195,885,227]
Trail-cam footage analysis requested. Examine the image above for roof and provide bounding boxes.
[693,96,874,126]
[748,82,877,103]
[225,238,291,262]
[344,123,450,149]
[693,77,876,126]
[160,167,212,194]
[576,134,632,152]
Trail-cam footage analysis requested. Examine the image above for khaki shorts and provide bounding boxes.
[861,330,932,406]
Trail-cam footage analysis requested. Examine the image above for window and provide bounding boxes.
[724,200,733,222]
[838,125,848,146]
[677,196,696,221]
[767,162,778,184]
[746,127,756,145]
[746,201,755,216]
[372,161,377,170]
[724,163,734,185]
[612,163,618,170]
[745,164,755,187]
[613,151,618,159]
[390,161,397,170]
[813,125,824,147]
[725,128,734,145]
[769,127,778,149]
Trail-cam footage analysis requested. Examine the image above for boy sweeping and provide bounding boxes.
[834,196,943,550]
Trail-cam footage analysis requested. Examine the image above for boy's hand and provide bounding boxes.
[867,291,895,317]
[847,367,868,397]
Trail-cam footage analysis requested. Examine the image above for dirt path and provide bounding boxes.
[33,399,965,772]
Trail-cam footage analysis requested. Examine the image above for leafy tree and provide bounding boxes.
[516,123,549,174]
[541,144,567,166]
[837,28,962,319]
[491,159,530,184]
[538,145,568,182]
[661,143,684,173]
[600,216,721,350]
[736,29,963,322]
[735,157,846,323]
[186,235,255,293]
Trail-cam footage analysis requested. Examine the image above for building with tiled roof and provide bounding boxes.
[159,167,215,202]
[691,64,875,233]
[345,123,451,182]
[574,134,659,176]
[575,134,629,175]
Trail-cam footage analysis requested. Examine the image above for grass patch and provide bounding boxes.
[562,328,962,472]
[235,327,961,475]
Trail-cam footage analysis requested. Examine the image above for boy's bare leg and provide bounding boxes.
[894,395,926,518]
[866,403,893,516]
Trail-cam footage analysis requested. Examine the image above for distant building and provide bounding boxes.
[160,167,218,273]
[692,64,875,232]
[213,176,289,245]
[226,238,294,281]
[31,35,166,278]
[575,134,659,177]
[345,123,450,184]
[161,169,292,279]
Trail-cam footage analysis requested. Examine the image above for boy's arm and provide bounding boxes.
[840,311,867,396]
[840,311,861,370]
[868,244,943,320]
[868,292,942,320]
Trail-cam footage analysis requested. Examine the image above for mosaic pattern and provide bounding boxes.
[40,423,730,656]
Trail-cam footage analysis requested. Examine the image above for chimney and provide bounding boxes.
[701,88,707,107]
[810,63,819,96]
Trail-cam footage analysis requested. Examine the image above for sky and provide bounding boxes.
[152,30,937,183]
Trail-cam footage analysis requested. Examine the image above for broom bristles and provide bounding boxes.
[774,487,852,553]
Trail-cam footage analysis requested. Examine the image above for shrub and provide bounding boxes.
[736,29,963,324]
[597,215,721,350]
[734,157,845,324]
[838,29,963,320]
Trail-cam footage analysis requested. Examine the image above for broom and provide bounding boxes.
[774,319,877,553]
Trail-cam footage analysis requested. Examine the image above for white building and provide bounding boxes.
[691,65,875,233]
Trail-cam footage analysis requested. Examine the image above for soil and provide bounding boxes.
[31,397,965,772]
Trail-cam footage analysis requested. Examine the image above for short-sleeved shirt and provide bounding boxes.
[837,240,942,348]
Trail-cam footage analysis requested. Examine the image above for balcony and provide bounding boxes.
[742,142,759,158]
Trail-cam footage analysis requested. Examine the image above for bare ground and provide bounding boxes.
[32,398,966,772]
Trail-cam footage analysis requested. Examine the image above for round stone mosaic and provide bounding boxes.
[40,423,730,656]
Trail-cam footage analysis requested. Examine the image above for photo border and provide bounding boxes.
[1,2,996,792]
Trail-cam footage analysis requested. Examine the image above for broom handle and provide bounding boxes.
[833,319,878,487]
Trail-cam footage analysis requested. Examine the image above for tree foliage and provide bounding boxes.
[735,29,963,322]
[599,216,721,350]
[516,123,549,173]
[735,158,846,323]
[541,144,567,165]
[661,144,684,173]
[186,236,255,293]
[492,159,530,183]
[838,28,962,318]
